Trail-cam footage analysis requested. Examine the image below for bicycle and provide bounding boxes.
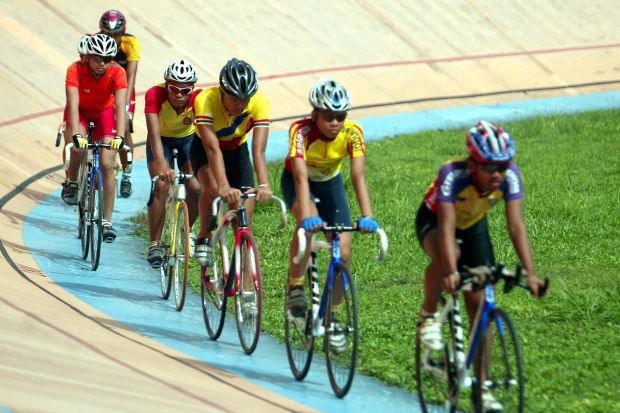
[415,262,549,413]
[200,191,287,355]
[65,122,125,270]
[284,225,388,398]
[146,148,194,311]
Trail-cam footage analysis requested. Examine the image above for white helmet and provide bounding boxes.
[309,78,352,112]
[164,59,198,83]
[87,33,117,57]
[77,35,90,55]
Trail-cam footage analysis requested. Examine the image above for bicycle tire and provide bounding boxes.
[79,168,90,260]
[473,307,524,413]
[324,263,358,398]
[234,232,262,354]
[200,227,229,340]
[415,295,460,413]
[159,204,173,299]
[89,170,103,271]
[172,200,190,311]
[284,266,314,380]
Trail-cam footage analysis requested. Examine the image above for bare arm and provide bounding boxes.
[66,86,80,137]
[438,201,460,293]
[251,127,272,201]
[506,198,544,296]
[125,60,138,107]
[350,156,373,217]
[196,123,239,205]
[290,156,314,221]
[145,112,174,182]
[113,88,127,138]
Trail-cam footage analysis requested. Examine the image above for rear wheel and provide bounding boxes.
[473,308,524,413]
[201,227,229,340]
[235,233,262,354]
[284,267,314,380]
[89,170,103,271]
[415,296,460,413]
[325,263,358,398]
[172,201,190,311]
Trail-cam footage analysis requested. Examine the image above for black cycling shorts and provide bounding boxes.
[146,134,195,169]
[190,139,255,190]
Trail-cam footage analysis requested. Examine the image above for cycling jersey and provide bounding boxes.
[65,60,128,110]
[193,86,270,151]
[144,83,202,138]
[422,160,524,229]
[284,118,366,182]
[110,33,140,69]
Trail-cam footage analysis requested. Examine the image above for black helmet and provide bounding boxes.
[219,58,258,100]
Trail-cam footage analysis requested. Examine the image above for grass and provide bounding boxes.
[134,109,620,412]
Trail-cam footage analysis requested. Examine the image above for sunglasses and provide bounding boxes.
[479,163,509,173]
[91,55,113,64]
[318,110,347,122]
[167,84,194,96]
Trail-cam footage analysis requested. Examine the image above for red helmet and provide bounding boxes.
[99,10,126,35]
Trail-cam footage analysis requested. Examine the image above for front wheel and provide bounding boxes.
[201,228,229,340]
[474,308,524,413]
[89,170,103,271]
[172,201,190,311]
[324,263,358,398]
[234,233,262,354]
[415,296,460,413]
[159,206,173,300]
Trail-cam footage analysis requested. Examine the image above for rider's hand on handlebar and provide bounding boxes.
[73,134,88,149]
[159,167,176,184]
[220,185,241,207]
[527,275,545,298]
[300,216,324,233]
[110,135,124,150]
[444,271,460,294]
[356,216,379,233]
[255,184,273,203]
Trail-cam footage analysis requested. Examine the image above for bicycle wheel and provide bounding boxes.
[172,200,190,311]
[473,308,524,413]
[324,263,358,398]
[415,296,460,413]
[79,166,90,260]
[234,232,262,354]
[284,268,314,380]
[200,227,229,339]
[89,170,103,271]
[159,205,173,299]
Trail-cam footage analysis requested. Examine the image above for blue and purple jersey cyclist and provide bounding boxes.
[416,121,545,411]
[282,78,380,319]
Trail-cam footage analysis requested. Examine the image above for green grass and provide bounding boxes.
[135,109,620,412]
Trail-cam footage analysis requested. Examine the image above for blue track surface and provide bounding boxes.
[24,92,620,412]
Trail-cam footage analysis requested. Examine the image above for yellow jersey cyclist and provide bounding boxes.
[190,58,272,267]
[282,78,380,327]
[99,9,141,198]
[63,33,127,242]
[145,60,203,268]
[416,121,546,412]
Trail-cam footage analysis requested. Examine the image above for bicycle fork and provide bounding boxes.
[449,298,472,388]
[308,251,324,337]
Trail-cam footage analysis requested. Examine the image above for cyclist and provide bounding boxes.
[145,59,203,268]
[282,78,379,352]
[415,120,545,412]
[63,33,127,242]
[99,9,140,198]
[190,57,272,267]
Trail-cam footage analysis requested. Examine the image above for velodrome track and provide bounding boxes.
[1,1,620,411]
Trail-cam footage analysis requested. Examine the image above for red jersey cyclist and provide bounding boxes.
[99,9,141,198]
[62,33,127,242]
[416,121,545,412]
[190,58,272,267]
[282,78,379,330]
[144,60,203,268]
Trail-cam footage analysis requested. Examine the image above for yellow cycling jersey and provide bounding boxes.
[114,34,140,69]
[144,84,201,138]
[194,87,270,151]
[285,118,366,182]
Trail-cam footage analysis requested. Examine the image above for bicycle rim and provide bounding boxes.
[415,296,460,413]
[234,233,262,354]
[172,201,190,311]
[284,270,314,381]
[159,207,173,299]
[89,171,103,271]
[200,229,228,339]
[474,308,524,413]
[324,264,358,398]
